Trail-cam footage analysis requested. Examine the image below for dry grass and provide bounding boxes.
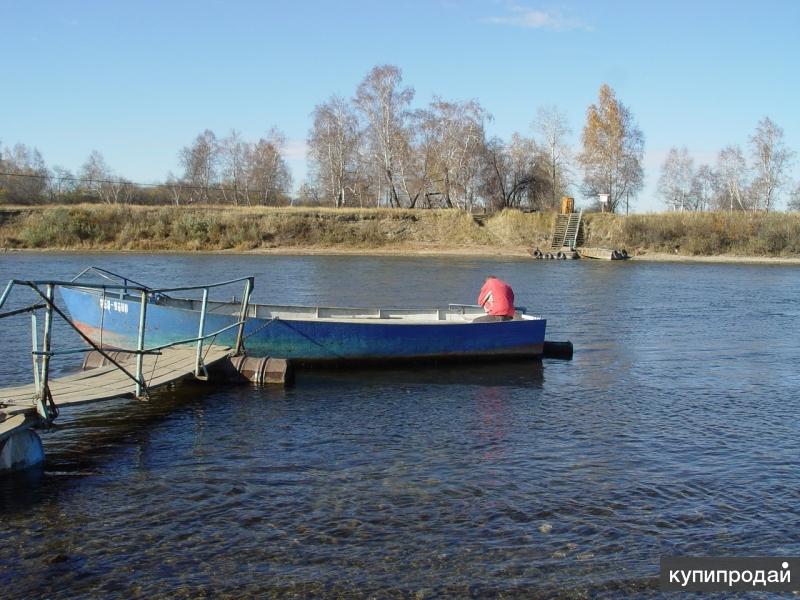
[584,212,800,256]
[1,205,798,257]
[483,210,552,247]
[0,205,500,251]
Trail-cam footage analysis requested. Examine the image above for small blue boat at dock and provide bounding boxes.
[59,268,547,364]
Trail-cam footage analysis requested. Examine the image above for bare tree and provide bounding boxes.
[308,95,361,207]
[47,166,78,202]
[219,129,249,205]
[715,145,750,211]
[480,134,542,210]
[418,98,489,209]
[354,65,414,207]
[249,129,292,206]
[180,130,218,203]
[349,146,378,208]
[390,109,436,209]
[788,182,800,211]
[0,143,48,204]
[658,147,695,211]
[749,117,795,211]
[165,172,185,206]
[79,150,127,204]
[296,181,322,206]
[533,104,572,209]
[690,164,716,211]
[578,84,644,212]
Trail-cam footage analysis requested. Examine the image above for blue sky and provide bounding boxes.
[1,0,798,211]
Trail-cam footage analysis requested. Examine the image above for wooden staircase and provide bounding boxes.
[550,210,583,250]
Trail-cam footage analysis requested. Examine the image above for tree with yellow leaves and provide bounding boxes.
[578,84,644,212]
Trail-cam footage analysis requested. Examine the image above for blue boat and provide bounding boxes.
[59,270,547,365]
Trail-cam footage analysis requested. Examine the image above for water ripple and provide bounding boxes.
[1,255,800,598]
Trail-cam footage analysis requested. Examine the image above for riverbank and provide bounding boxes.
[630,252,800,265]
[8,247,800,266]
[1,205,799,261]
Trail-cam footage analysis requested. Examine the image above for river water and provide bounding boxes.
[0,253,798,598]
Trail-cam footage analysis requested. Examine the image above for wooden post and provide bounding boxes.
[135,290,148,397]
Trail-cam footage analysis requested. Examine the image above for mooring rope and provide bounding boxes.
[243,317,277,340]
[38,384,59,425]
[145,352,159,398]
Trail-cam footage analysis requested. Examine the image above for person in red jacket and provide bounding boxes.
[475,275,515,322]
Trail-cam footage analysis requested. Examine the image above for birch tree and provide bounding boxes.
[354,65,414,207]
[249,129,292,206]
[308,95,360,207]
[219,129,249,205]
[690,164,716,211]
[165,172,185,206]
[180,130,218,203]
[578,84,644,212]
[534,105,572,209]
[47,166,78,203]
[715,145,750,211]
[419,98,489,209]
[749,117,795,211]
[79,150,129,204]
[788,182,800,211]
[0,143,48,203]
[658,147,695,211]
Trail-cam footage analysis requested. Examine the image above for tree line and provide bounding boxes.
[0,130,293,206]
[3,63,795,212]
[302,68,644,213]
[657,117,799,212]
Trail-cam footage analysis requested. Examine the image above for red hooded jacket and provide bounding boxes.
[477,277,515,317]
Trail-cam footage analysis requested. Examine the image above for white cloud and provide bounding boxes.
[484,5,590,31]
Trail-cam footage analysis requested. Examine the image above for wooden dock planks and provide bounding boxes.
[0,345,233,418]
[577,247,629,260]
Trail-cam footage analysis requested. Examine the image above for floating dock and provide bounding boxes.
[576,247,630,260]
[0,345,233,415]
[0,271,259,474]
[532,205,629,261]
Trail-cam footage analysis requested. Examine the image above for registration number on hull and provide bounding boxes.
[100,298,129,314]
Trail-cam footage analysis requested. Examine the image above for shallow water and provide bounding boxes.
[1,253,799,598]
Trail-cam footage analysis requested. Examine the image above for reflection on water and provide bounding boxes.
[301,359,545,388]
[1,253,799,598]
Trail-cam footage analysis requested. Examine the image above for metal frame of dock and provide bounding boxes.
[0,268,254,457]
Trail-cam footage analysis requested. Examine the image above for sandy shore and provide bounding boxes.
[4,246,800,264]
[630,252,800,265]
[3,244,533,258]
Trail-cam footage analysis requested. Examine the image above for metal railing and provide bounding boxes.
[0,268,254,416]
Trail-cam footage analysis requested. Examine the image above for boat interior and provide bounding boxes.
[166,296,537,323]
[87,287,538,323]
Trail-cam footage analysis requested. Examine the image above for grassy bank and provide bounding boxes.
[0,205,798,257]
[0,205,553,252]
[582,212,800,256]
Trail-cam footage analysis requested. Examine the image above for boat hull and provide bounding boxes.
[60,287,546,363]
